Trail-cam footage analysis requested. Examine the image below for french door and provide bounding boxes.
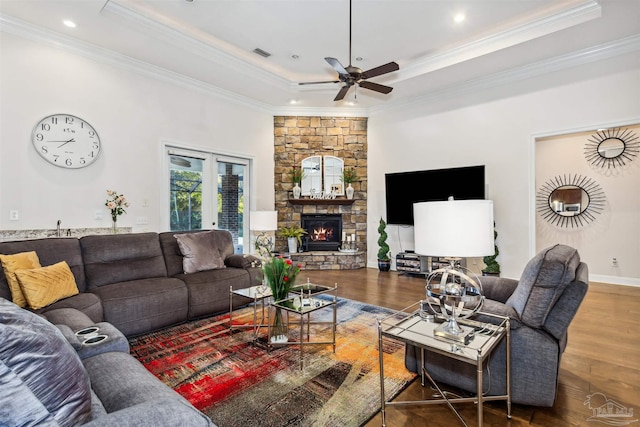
[165,146,249,253]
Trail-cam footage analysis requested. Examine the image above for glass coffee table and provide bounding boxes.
[270,282,338,369]
[377,301,511,427]
[228,284,272,339]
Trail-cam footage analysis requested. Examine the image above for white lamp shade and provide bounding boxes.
[249,211,278,231]
[413,200,494,257]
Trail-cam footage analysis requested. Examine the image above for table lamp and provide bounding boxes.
[413,199,494,344]
[249,210,278,259]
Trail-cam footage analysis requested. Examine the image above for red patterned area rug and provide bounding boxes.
[129,298,416,427]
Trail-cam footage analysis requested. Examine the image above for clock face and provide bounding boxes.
[32,114,101,169]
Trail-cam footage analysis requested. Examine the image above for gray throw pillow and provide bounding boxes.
[0,298,92,427]
[174,230,226,274]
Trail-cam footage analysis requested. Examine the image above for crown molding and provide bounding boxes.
[393,0,601,83]
[370,34,640,115]
[0,14,274,113]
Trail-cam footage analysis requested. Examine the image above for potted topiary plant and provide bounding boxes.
[278,225,307,253]
[482,223,500,276]
[341,167,358,199]
[377,217,391,271]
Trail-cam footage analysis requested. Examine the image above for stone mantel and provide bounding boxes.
[288,198,355,205]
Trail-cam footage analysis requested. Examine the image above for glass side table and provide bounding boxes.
[270,282,338,369]
[377,301,511,427]
[229,284,272,339]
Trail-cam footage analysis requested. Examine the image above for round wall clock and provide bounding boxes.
[31,114,101,169]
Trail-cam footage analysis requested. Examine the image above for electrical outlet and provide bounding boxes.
[612,258,618,267]
[136,216,149,225]
[9,210,19,220]
[94,210,103,220]
[142,198,150,207]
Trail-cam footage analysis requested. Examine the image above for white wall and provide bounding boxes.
[0,33,274,233]
[368,55,640,284]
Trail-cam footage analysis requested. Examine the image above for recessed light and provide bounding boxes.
[289,99,298,105]
[63,20,76,28]
[291,54,299,60]
[454,13,465,23]
[355,57,363,61]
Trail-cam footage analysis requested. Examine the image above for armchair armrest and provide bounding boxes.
[479,276,519,303]
[475,299,522,329]
[225,254,260,269]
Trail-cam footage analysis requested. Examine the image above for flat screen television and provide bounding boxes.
[385,165,485,225]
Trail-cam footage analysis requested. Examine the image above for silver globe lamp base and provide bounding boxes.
[426,259,484,345]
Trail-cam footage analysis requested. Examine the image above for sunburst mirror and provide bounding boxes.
[536,174,606,228]
[584,127,639,169]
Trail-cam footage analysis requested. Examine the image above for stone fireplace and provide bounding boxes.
[301,214,342,251]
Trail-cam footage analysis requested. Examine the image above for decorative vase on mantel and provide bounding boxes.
[292,183,301,199]
[345,183,354,200]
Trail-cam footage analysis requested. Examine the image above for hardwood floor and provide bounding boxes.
[300,268,640,427]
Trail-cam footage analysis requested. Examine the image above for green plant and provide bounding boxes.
[377,218,390,260]
[341,167,358,184]
[262,255,302,301]
[278,226,308,245]
[482,224,500,274]
[289,166,305,184]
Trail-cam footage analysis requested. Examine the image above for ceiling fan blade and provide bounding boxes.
[361,62,399,79]
[325,57,349,76]
[359,80,393,94]
[298,80,340,85]
[334,85,351,101]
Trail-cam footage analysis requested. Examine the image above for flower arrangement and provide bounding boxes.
[289,166,305,184]
[341,167,358,184]
[105,189,130,222]
[262,255,302,301]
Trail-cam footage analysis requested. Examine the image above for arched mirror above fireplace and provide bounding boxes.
[300,156,344,196]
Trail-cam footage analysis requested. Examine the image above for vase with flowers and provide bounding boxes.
[289,166,304,199]
[105,189,130,234]
[263,255,302,343]
[341,167,358,199]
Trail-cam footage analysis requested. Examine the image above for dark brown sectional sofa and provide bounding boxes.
[0,229,261,337]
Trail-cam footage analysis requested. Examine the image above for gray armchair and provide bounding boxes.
[405,244,589,407]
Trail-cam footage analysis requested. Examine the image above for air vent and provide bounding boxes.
[252,48,271,58]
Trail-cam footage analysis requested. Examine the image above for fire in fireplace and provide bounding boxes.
[301,214,342,251]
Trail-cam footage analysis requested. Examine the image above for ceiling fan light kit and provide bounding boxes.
[299,0,399,101]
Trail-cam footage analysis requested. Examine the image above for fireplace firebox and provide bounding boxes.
[301,214,342,251]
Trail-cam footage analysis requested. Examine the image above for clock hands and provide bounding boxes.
[46,138,76,148]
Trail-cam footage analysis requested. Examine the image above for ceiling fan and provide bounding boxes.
[299,0,399,101]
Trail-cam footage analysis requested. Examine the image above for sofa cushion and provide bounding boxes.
[174,230,225,274]
[178,267,252,318]
[0,238,87,301]
[506,244,580,328]
[15,261,79,310]
[0,251,40,307]
[0,298,92,426]
[90,278,188,337]
[80,233,168,289]
[159,230,236,277]
[39,291,104,323]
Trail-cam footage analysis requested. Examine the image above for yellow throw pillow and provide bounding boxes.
[15,261,79,310]
[0,251,41,308]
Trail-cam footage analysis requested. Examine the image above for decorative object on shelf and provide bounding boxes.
[309,190,337,200]
[263,255,302,343]
[340,231,358,252]
[105,190,129,234]
[289,166,304,199]
[414,199,494,344]
[377,218,391,271]
[536,174,606,228]
[341,167,358,200]
[482,222,500,276]
[584,127,639,169]
[278,226,307,254]
[249,210,278,260]
[31,113,101,169]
